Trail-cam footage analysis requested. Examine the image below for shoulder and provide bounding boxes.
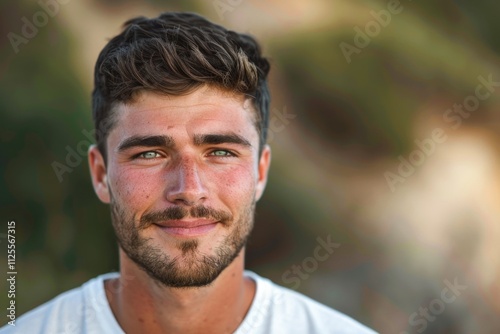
[0,273,120,334]
[0,285,85,334]
[238,271,378,334]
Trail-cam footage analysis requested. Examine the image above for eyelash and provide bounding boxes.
[132,149,236,160]
[208,149,236,157]
[134,151,162,160]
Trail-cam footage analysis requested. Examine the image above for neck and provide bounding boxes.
[104,248,255,334]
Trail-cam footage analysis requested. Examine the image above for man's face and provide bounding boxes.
[89,86,270,288]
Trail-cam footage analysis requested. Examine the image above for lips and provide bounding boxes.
[154,219,219,237]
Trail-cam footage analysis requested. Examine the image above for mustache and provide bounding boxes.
[139,205,232,229]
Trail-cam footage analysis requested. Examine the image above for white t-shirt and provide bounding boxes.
[0,271,377,333]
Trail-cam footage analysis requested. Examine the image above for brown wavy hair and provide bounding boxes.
[92,12,271,160]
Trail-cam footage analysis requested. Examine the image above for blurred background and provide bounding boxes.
[2,0,500,332]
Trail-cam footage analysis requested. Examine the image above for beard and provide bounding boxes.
[109,195,255,288]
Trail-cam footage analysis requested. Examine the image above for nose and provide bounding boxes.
[164,157,208,206]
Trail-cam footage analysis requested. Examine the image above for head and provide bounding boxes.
[88,12,271,288]
[92,11,270,161]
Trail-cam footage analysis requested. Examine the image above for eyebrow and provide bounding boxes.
[118,135,174,152]
[193,133,252,147]
[117,133,252,152]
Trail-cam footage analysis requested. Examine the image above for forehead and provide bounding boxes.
[109,86,258,144]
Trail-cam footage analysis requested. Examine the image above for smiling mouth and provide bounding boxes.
[154,220,220,237]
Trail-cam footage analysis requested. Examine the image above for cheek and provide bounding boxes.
[108,162,258,210]
[209,164,256,205]
[109,167,161,208]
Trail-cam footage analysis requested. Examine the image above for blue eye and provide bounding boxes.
[138,151,160,159]
[210,150,233,157]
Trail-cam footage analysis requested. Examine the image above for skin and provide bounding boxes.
[88,85,271,333]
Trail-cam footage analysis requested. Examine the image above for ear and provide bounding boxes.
[88,145,110,204]
[254,145,271,201]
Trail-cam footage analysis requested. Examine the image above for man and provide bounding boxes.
[2,12,376,333]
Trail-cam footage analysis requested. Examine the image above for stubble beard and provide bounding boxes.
[109,196,255,288]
